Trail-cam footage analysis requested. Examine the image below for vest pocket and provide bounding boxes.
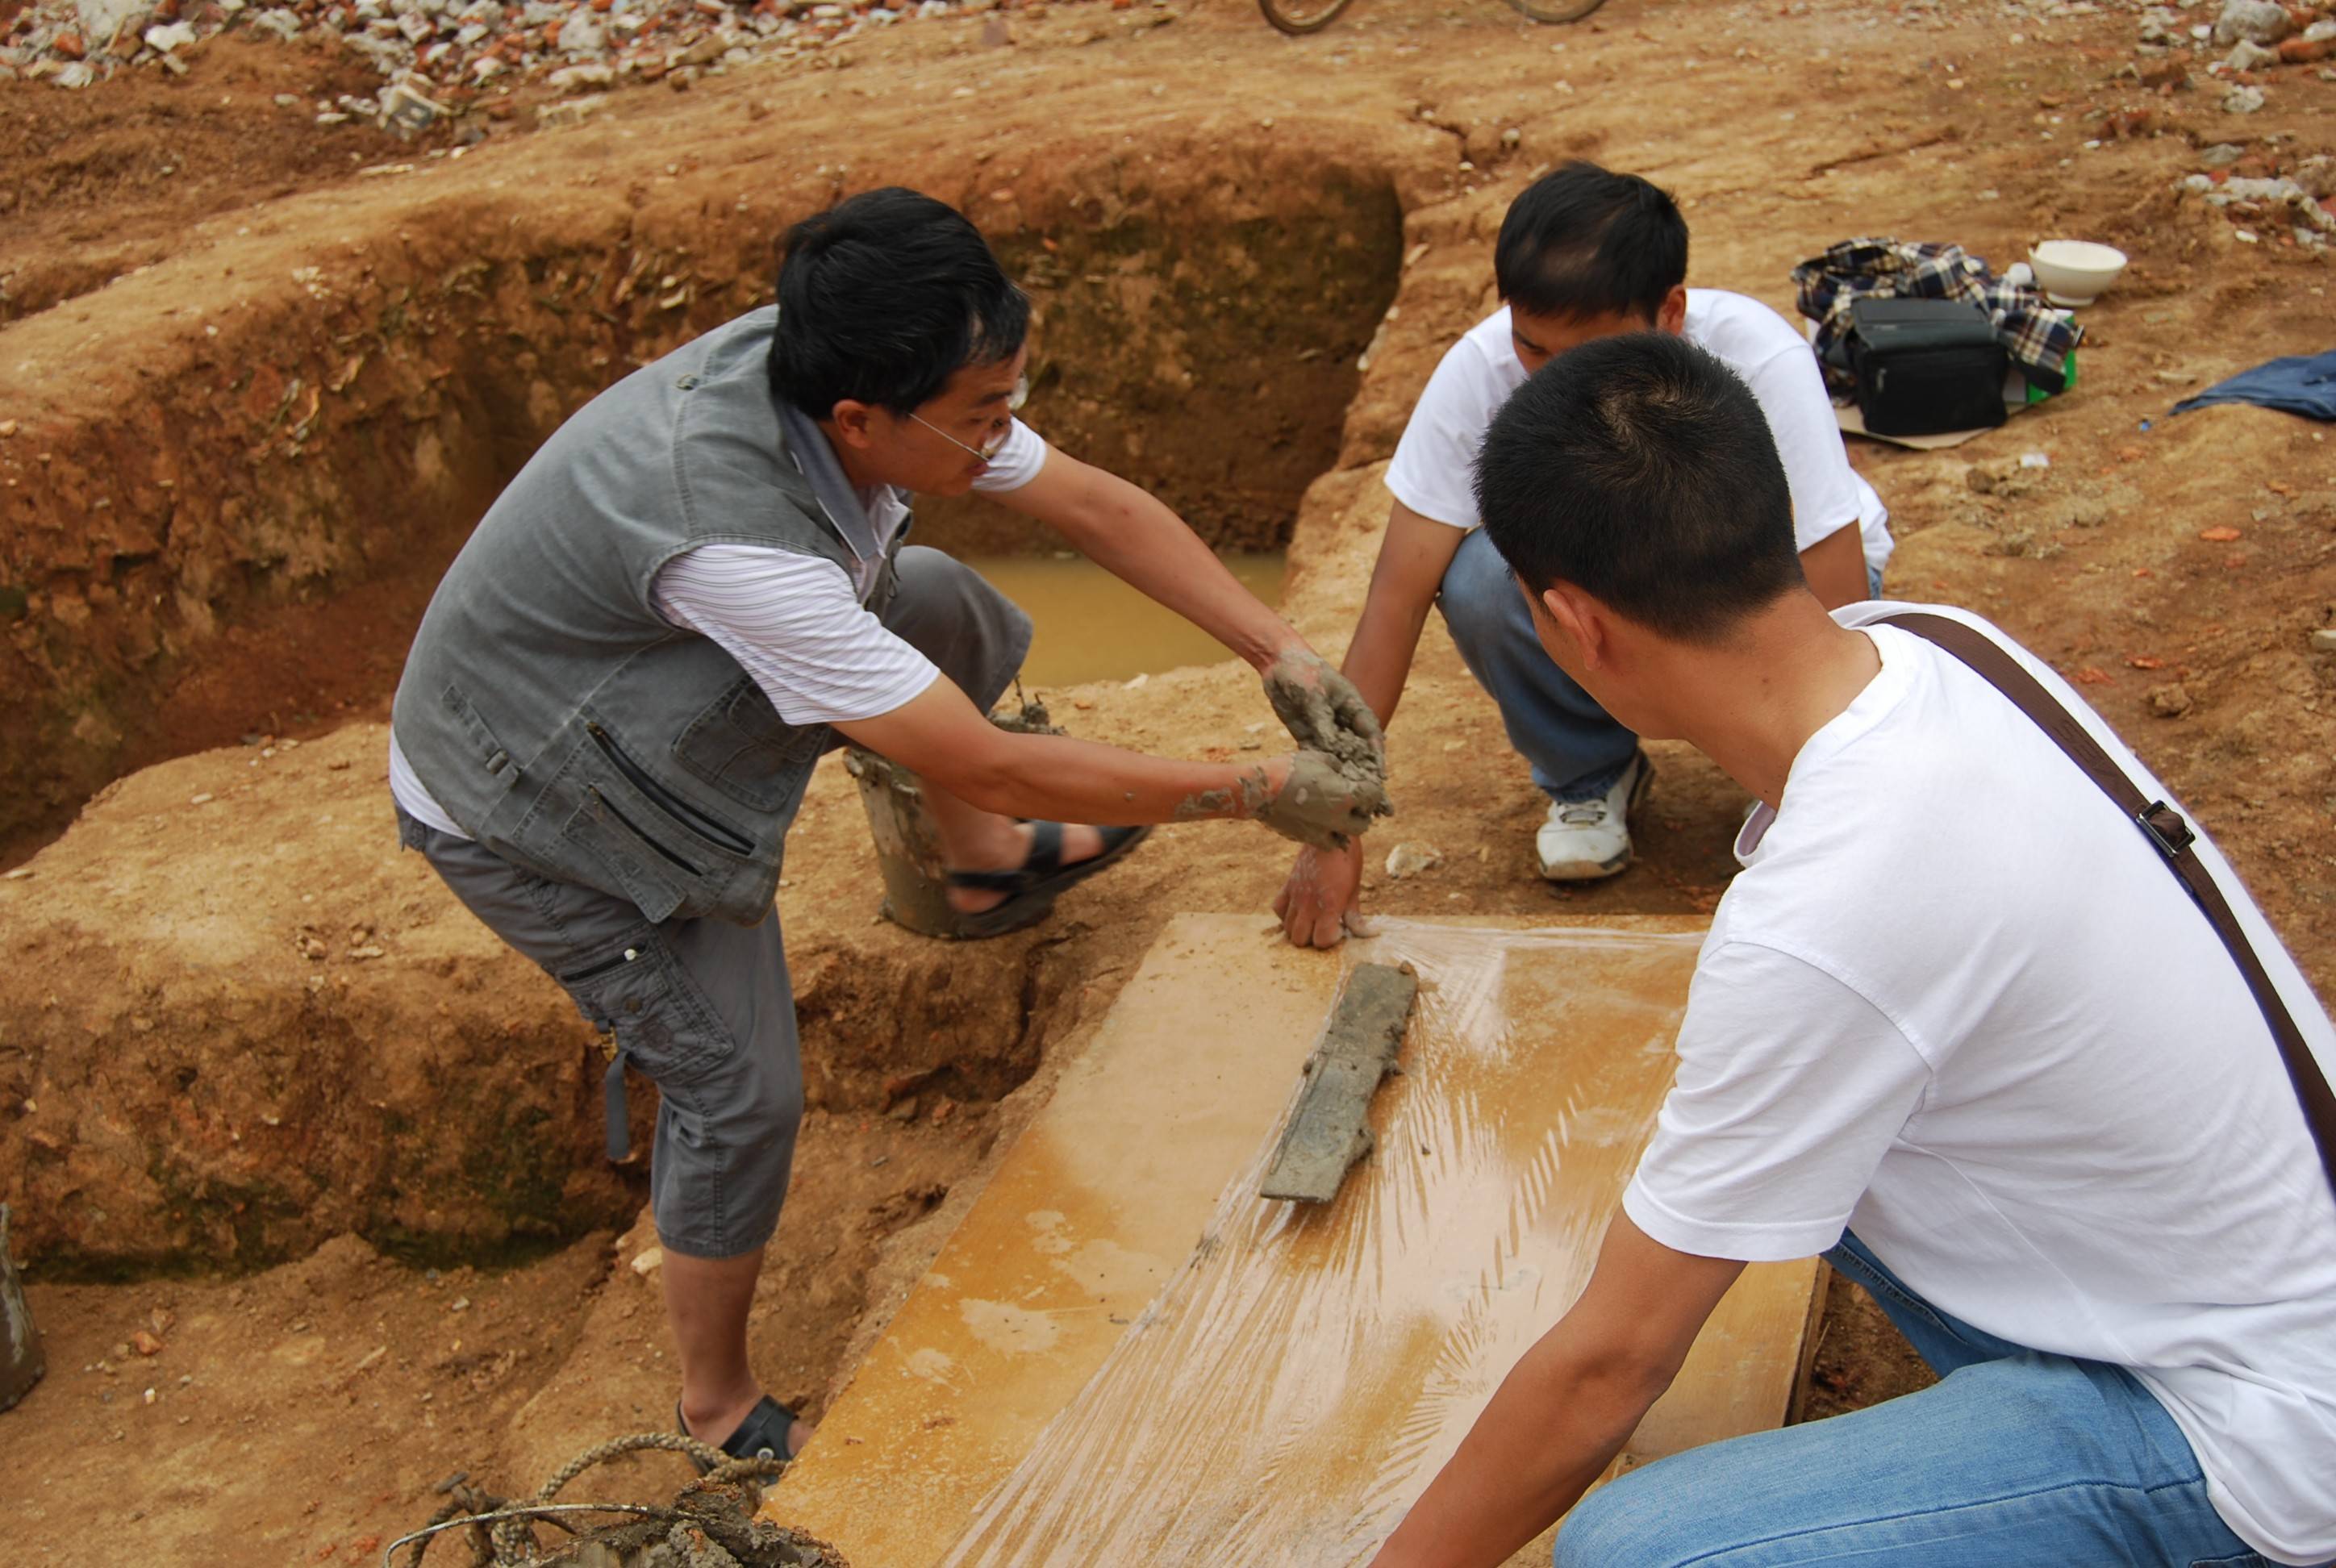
[585,720,755,856]
[562,791,689,924]
[672,677,829,813]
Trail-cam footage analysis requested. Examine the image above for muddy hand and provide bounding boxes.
[1265,650,1386,776]
[1255,751,1390,852]
[1274,837,1375,949]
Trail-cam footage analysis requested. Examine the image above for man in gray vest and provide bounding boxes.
[389,188,1386,1470]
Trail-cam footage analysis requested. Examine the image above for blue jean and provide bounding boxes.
[1438,528,1886,803]
[1552,1233,2274,1567]
[1438,528,1640,803]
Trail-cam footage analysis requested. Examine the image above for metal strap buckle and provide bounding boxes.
[2136,800,2195,861]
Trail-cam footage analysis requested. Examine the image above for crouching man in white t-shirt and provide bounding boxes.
[1279,163,1894,945]
[1364,332,2336,1568]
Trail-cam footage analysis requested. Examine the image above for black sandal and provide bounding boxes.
[941,822,1151,940]
[678,1395,804,1474]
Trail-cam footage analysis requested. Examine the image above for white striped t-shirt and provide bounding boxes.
[653,545,942,726]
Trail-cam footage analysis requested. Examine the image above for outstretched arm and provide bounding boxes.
[1366,1214,1746,1568]
[835,676,1383,849]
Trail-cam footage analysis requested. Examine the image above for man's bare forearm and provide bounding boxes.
[1370,1337,1662,1568]
[931,731,1279,828]
[1370,1218,1743,1568]
[1339,503,1466,732]
[1341,594,1431,733]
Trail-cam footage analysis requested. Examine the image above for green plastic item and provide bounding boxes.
[2027,348,2078,404]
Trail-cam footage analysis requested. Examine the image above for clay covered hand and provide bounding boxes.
[1255,751,1391,851]
[1264,649,1386,777]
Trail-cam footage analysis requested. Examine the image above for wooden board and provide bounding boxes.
[768,915,1821,1566]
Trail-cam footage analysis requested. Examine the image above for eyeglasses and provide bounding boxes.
[908,373,1029,463]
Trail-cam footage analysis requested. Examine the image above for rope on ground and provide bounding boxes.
[534,1431,739,1502]
[388,1429,790,1566]
[385,1503,663,1568]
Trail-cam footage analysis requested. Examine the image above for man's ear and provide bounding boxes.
[1539,579,1610,670]
[1655,285,1688,336]
[828,398,879,451]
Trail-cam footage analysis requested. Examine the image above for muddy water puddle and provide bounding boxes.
[963,552,1287,688]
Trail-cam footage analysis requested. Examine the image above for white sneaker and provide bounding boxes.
[1535,752,1653,882]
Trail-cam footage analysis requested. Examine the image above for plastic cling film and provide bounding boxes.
[937,921,1706,1567]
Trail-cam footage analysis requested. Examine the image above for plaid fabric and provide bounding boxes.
[1792,238,2084,394]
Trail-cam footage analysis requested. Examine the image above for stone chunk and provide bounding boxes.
[1258,963,1419,1204]
[2212,0,2291,47]
[1383,841,1443,880]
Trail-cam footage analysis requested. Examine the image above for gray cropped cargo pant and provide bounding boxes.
[397,546,1031,1258]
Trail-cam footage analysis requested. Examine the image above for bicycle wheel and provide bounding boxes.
[1504,0,1608,22]
[1259,0,1358,35]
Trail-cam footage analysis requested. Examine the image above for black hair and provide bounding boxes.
[770,187,1030,419]
[1473,333,1803,643]
[1493,161,1688,323]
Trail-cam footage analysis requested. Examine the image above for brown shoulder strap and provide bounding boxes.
[1877,611,2336,1201]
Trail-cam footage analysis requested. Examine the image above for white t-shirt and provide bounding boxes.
[1384,292,1893,578]
[390,419,1049,839]
[1623,602,2336,1564]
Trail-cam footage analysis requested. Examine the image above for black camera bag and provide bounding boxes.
[1844,298,2009,436]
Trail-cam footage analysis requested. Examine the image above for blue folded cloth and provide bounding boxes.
[2172,350,2336,421]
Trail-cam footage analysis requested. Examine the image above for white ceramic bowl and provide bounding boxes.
[2027,240,2129,307]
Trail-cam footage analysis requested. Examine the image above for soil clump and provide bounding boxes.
[1258,960,1418,1203]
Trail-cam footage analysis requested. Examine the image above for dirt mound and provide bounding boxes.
[1,1103,992,1566]
[0,724,639,1271]
[0,34,423,321]
[0,716,1111,1272]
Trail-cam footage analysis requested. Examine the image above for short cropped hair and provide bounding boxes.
[770,187,1030,419]
[1473,333,1803,642]
[1494,161,1689,323]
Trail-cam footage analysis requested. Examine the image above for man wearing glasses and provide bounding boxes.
[386,188,1383,1476]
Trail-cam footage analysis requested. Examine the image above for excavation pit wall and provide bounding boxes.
[0,723,1114,1278]
[0,142,1406,1277]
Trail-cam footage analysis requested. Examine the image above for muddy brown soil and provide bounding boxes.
[0,34,430,324]
[2,0,2334,1560]
[7,1108,986,1564]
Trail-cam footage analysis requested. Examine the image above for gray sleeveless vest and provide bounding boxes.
[391,307,894,927]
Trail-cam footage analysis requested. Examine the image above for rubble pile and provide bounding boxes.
[2133,0,2336,104]
[2123,0,2336,249]
[0,0,1108,105]
[2180,148,2336,246]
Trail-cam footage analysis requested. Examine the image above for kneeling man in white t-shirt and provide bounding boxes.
[1279,162,1894,945]
[1364,332,2336,1568]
